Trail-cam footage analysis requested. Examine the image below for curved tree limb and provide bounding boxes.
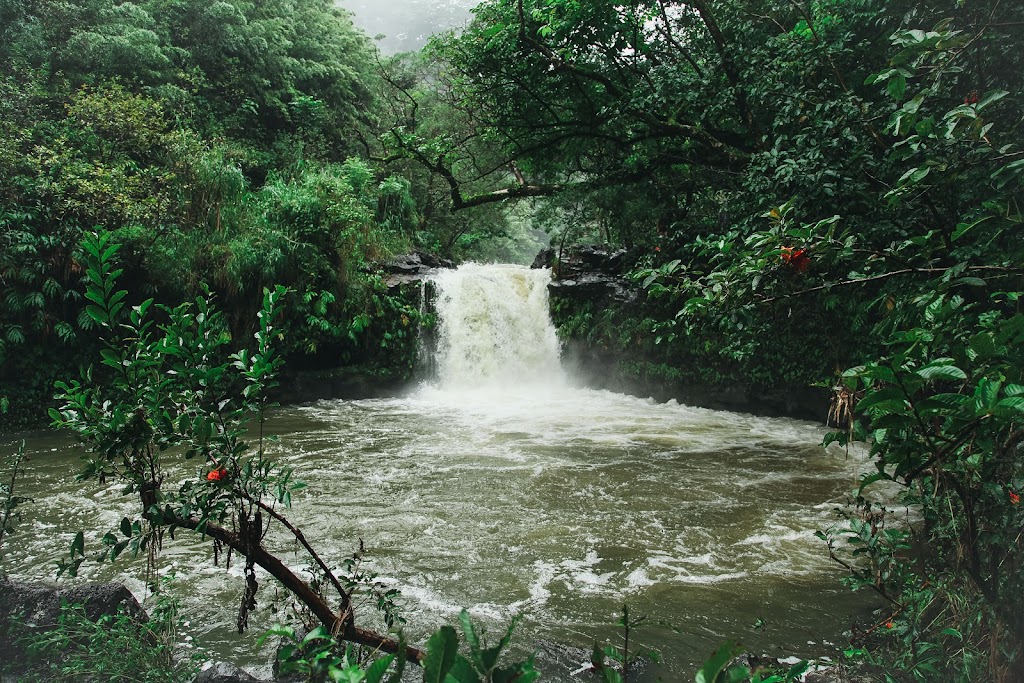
[155,506,426,664]
[249,496,352,621]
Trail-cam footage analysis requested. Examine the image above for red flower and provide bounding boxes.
[207,468,227,482]
[964,90,980,105]
[885,620,894,629]
[1009,491,1020,505]
[654,246,661,252]
[781,246,810,273]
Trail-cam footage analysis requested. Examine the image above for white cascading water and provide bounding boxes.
[429,263,563,388]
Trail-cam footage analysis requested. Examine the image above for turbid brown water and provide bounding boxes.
[0,265,878,680]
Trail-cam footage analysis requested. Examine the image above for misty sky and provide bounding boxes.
[340,0,480,53]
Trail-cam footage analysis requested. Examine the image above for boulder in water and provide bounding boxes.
[0,576,146,673]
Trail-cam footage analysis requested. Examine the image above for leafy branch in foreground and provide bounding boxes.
[267,608,538,683]
[49,231,423,663]
[632,12,1024,680]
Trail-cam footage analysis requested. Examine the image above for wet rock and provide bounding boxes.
[193,662,264,683]
[547,274,634,302]
[534,246,635,303]
[0,576,146,673]
[532,245,628,277]
[382,252,454,287]
[276,366,411,404]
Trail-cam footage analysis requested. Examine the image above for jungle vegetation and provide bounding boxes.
[2,0,1023,680]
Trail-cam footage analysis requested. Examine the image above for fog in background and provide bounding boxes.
[340,0,480,53]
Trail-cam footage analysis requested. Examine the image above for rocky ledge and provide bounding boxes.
[532,245,635,302]
[0,576,146,663]
[0,577,268,683]
[382,251,454,288]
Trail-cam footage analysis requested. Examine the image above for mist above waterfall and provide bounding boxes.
[340,0,479,54]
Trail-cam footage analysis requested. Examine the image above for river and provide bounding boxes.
[0,264,874,680]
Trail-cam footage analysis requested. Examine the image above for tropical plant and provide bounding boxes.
[48,231,421,660]
[21,588,201,683]
[267,609,538,683]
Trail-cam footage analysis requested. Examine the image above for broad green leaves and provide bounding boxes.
[269,610,536,683]
[423,611,538,683]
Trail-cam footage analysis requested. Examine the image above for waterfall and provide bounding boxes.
[430,263,563,387]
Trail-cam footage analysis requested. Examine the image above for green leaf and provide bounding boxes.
[967,333,997,361]
[977,90,1009,110]
[916,362,967,381]
[786,660,810,679]
[975,377,1003,412]
[856,387,907,413]
[1005,384,1024,397]
[363,655,395,683]
[994,397,1024,414]
[887,73,907,99]
[302,625,332,646]
[858,471,892,495]
[459,609,480,653]
[445,655,481,683]
[695,641,742,683]
[424,626,459,683]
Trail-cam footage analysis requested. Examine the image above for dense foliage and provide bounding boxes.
[414,0,1024,679]
[3,0,1023,679]
[0,0,432,429]
[21,591,200,683]
[395,0,1020,393]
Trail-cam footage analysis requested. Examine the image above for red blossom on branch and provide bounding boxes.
[781,246,810,273]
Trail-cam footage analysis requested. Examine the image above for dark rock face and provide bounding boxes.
[276,367,411,404]
[0,577,146,673]
[548,274,634,302]
[533,246,635,302]
[193,662,264,683]
[532,245,627,276]
[560,340,832,422]
[382,252,454,287]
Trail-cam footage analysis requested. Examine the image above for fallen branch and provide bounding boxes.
[158,507,426,664]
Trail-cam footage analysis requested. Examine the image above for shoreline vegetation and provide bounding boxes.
[2,0,1023,680]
